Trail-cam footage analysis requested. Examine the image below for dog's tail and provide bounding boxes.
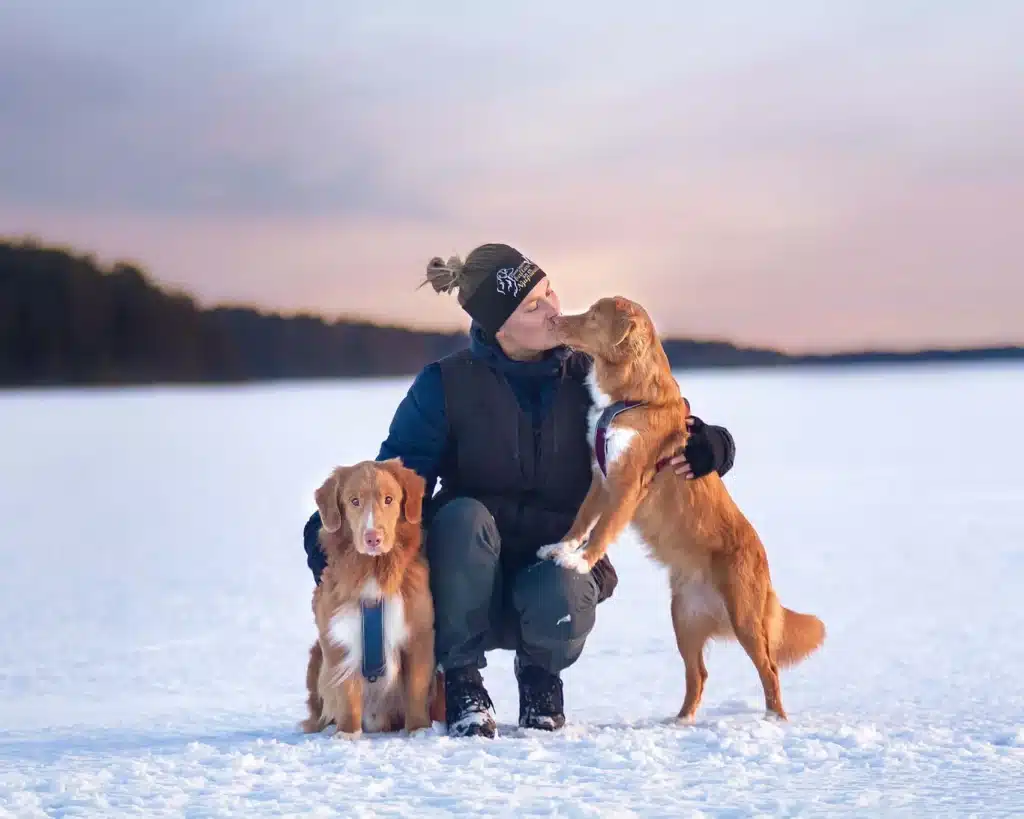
[768,590,826,667]
[300,640,327,733]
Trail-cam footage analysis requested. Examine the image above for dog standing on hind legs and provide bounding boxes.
[300,458,445,737]
[537,296,825,721]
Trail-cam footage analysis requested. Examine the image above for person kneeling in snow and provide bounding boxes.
[303,243,737,738]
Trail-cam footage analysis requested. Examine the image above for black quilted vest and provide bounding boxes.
[434,348,594,572]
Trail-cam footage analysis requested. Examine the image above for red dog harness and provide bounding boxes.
[593,400,675,477]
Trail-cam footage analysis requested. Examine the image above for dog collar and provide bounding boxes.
[594,400,673,477]
[360,600,387,682]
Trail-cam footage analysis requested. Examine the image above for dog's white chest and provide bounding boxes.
[585,370,637,476]
[585,369,610,449]
[326,578,409,687]
[602,427,637,471]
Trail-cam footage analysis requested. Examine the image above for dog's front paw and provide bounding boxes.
[555,549,593,574]
[537,539,578,561]
[299,716,326,734]
[332,728,362,740]
[405,713,432,734]
[537,540,592,574]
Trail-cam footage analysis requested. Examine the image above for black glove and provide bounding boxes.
[683,416,736,478]
[591,555,618,603]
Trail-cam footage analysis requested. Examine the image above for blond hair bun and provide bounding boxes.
[420,254,466,295]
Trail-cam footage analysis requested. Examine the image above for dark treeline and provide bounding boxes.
[1,238,466,386]
[1,238,1021,388]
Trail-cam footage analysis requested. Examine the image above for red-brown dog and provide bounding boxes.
[301,458,444,737]
[538,296,825,721]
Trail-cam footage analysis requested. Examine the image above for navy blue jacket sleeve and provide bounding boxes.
[304,510,327,583]
[375,362,449,500]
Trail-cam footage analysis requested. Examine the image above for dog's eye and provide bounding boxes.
[350,497,360,507]
[384,495,393,505]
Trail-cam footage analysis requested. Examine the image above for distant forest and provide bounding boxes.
[2,238,1021,388]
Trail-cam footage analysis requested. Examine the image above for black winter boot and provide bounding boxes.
[515,656,565,731]
[444,666,497,738]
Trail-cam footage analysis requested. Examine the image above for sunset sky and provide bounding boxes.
[1,1,1021,352]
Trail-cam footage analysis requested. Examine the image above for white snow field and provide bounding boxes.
[2,362,1023,818]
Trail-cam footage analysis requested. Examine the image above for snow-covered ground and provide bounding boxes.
[2,363,1022,817]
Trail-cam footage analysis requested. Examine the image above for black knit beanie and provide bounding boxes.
[422,243,547,336]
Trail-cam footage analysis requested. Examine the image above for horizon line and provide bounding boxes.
[5,233,1022,359]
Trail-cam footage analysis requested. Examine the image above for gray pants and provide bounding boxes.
[427,497,599,675]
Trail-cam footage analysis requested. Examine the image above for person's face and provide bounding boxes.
[495,276,563,356]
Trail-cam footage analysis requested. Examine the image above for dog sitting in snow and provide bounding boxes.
[537,296,825,721]
[301,458,444,737]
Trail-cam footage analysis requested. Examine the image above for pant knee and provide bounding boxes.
[514,560,598,644]
[426,497,500,565]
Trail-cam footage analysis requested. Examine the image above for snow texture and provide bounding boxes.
[2,364,1023,817]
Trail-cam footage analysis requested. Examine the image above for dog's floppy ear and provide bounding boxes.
[314,467,351,533]
[379,458,426,525]
[611,315,644,357]
[625,317,649,359]
[612,314,634,347]
[610,297,648,359]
